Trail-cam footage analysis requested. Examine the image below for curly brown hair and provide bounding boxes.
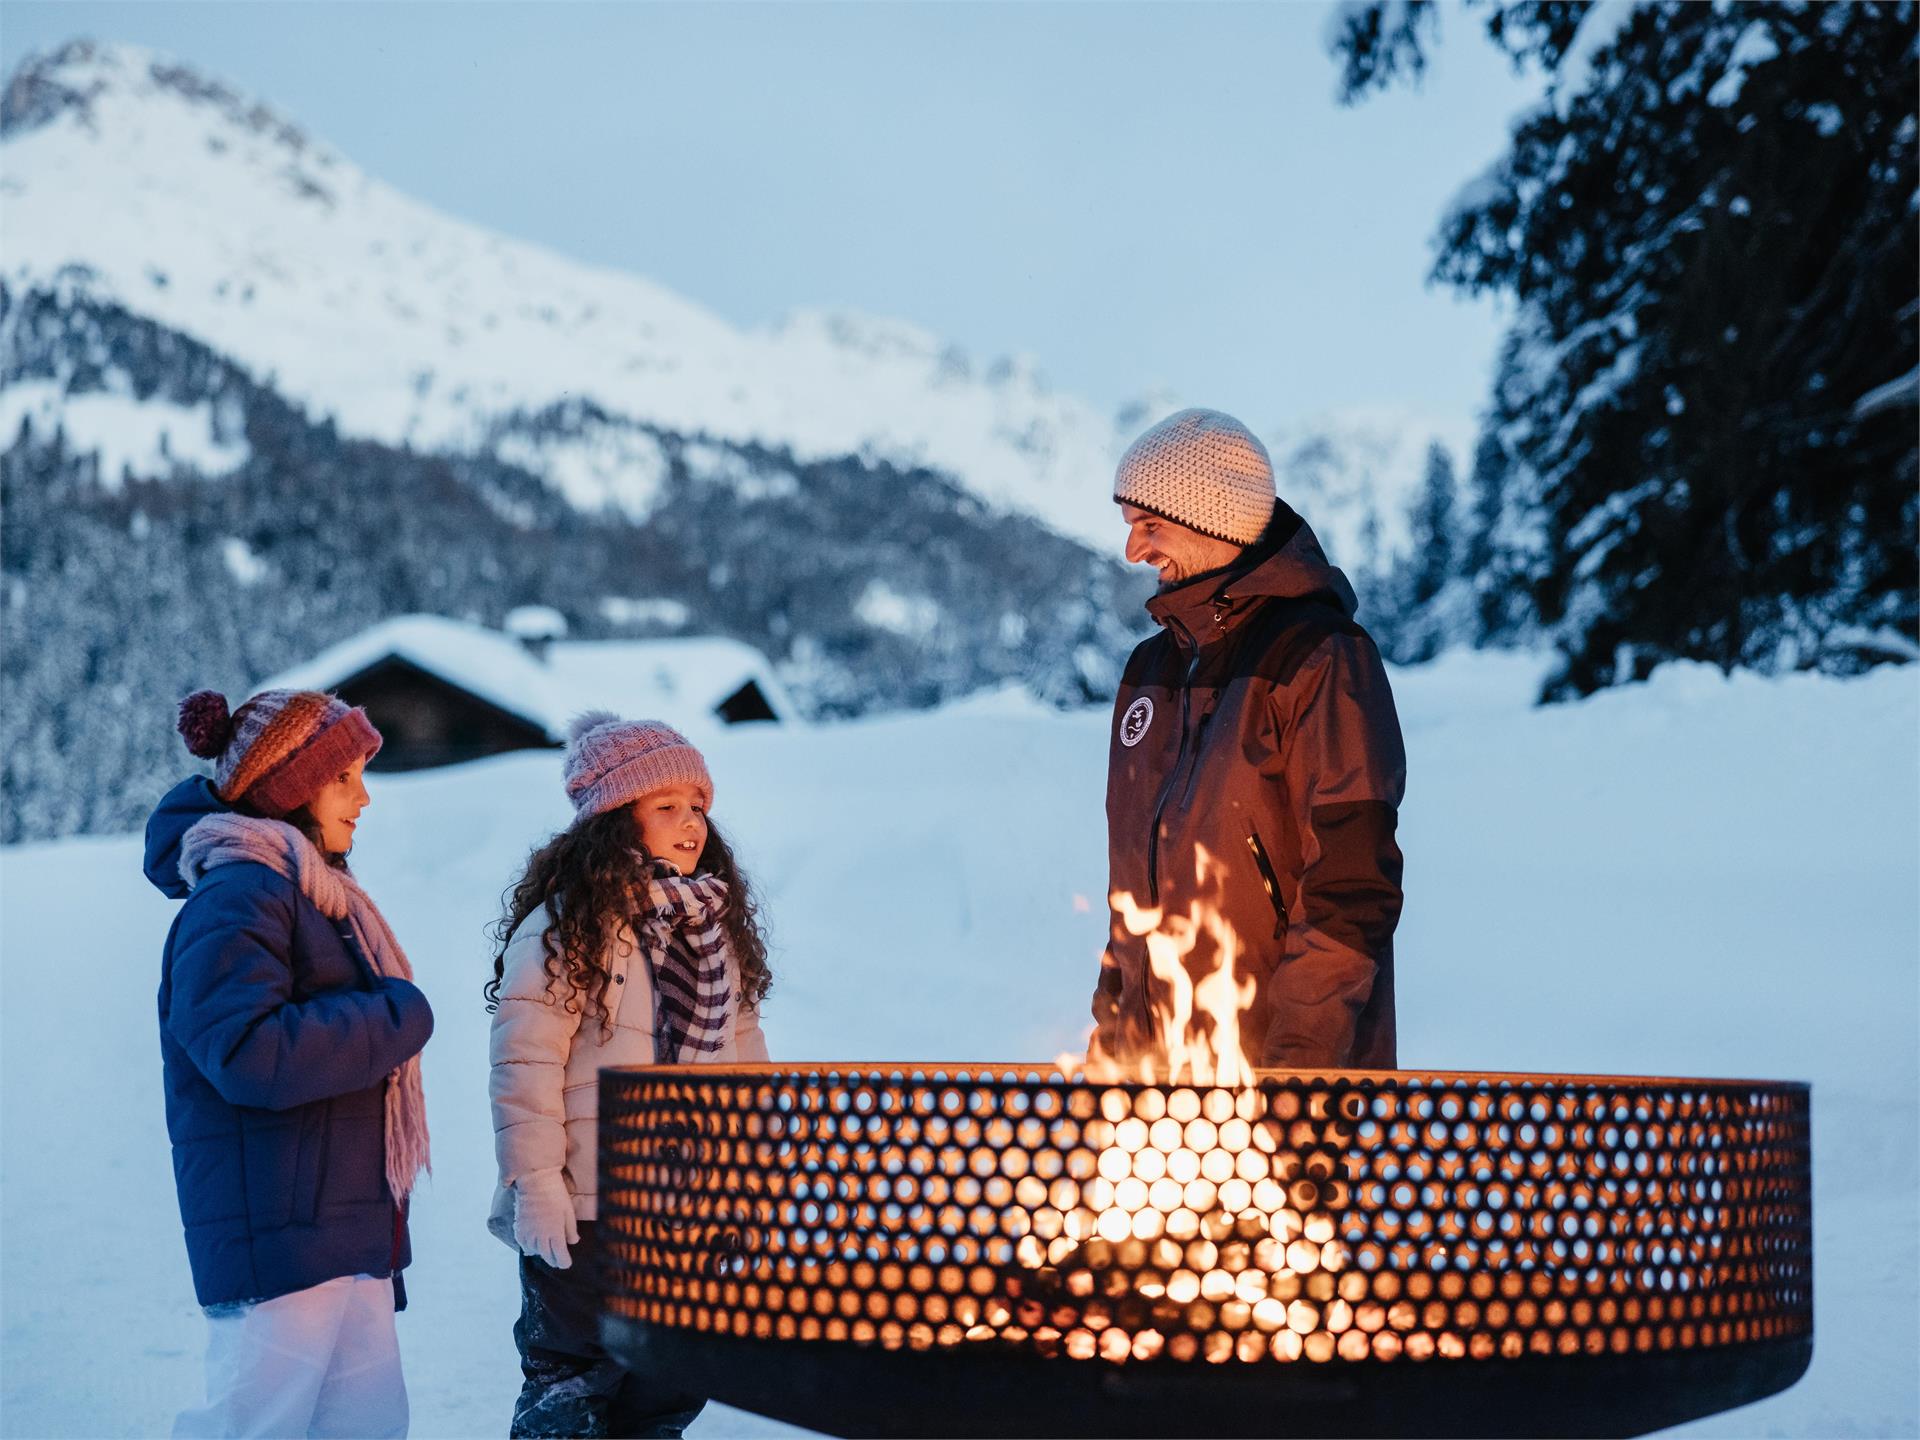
[484,806,771,1034]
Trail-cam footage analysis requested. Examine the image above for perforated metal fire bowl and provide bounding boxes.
[598,1065,1811,1438]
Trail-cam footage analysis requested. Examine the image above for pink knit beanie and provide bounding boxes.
[563,712,713,819]
[177,688,383,818]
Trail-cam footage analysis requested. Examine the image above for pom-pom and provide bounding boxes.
[177,690,233,759]
[566,710,621,744]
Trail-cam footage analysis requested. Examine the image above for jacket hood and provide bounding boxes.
[1145,502,1358,637]
[144,776,230,899]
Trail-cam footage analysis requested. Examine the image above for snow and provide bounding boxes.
[2,653,1915,1436]
[853,580,942,640]
[599,596,692,630]
[1802,102,1844,137]
[1853,365,1919,419]
[0,380,249,486]
[217,536,269,586]
[255,614,798,739]
[1554,0,1642,117]
[537,638,800,734]
[501,605,567,641]
[1707,21,1781,109]
[260,614,558,734]
[489,422,672,521]
[681,442,801,501]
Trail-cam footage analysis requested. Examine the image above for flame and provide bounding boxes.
[1091,843,1257,1086]
[1016,844,1345,1361]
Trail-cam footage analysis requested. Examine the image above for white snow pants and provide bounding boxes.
[173,1274,408,1439]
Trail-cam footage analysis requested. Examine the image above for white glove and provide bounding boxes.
[512,1171,579,1269]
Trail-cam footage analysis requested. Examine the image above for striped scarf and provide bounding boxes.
[178,813,432,1203]
[634,858,736,1063]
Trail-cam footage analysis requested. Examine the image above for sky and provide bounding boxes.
[0,1,1543,433]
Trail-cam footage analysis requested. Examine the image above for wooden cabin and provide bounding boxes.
[260,615,793,772]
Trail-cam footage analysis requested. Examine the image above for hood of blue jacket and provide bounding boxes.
[144,776,229,899]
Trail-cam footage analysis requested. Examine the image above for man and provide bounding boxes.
[1088,408,1406,1072]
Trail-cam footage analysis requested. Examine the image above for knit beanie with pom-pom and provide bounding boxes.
[562,712,713,819]
[1113,407,1277,547]
[177,688,383,818]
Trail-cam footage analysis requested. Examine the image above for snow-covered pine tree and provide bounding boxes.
[1394,441,1467,663]
[1333,0,1919,695]
[1406,442,1459,611]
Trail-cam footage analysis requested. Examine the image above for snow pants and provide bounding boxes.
[511,1222,705,1439]
[173,1273,407,1439]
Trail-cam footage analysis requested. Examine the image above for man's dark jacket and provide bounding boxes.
[1091,505,1406,1070]
[145,777,434,1307]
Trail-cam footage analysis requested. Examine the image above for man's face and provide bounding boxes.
[1120,503,1243,586]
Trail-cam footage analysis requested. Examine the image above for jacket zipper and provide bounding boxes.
[1246,830,1286,937]
[1145,614,1203,905]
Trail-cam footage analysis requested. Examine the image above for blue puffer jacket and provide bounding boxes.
[145,777,434,1308]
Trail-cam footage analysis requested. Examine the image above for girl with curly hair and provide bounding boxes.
[486,715,770,1438]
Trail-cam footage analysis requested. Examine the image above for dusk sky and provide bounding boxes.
[2,1,1544,432]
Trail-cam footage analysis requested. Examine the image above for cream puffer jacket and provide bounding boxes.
[487,911,768,1241]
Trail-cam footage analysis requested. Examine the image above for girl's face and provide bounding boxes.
[632,784,709,875]
[306,757,371,854]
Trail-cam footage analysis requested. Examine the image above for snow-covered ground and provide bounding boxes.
[3,652,1915,1437]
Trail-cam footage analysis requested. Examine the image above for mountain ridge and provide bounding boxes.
[0,36,1483,844]
[1,37,1468,561]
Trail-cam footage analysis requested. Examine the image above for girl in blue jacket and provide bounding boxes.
[146,688,433,1439]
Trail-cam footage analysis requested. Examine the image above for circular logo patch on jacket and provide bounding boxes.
[1120,697,1154,747]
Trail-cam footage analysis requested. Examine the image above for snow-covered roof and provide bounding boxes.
[504,604,568,640]
[257,614,793,736]
[541,638,798,729]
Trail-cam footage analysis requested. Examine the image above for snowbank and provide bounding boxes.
[2,653,1914,1436]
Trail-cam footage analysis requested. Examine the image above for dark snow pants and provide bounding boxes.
[510,1222,706,1438]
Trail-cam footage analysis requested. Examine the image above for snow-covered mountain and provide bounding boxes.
[0,38,1465,562]
[0,39,1118,542]
[0,37,1488,846]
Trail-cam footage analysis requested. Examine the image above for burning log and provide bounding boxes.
[979,1075,1355,1365]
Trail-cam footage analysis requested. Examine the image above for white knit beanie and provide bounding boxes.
[1113,408,1276,546]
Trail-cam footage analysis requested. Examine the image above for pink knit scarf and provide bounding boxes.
[179,813,431,1202]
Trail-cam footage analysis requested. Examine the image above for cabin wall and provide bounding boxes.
[338,658,558,771]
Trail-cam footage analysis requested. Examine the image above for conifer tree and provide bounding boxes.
[1406,441,1459,614]
[1333,0,1918,694]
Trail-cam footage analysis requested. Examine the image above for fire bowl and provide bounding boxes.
[598,1065,1811,1439]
